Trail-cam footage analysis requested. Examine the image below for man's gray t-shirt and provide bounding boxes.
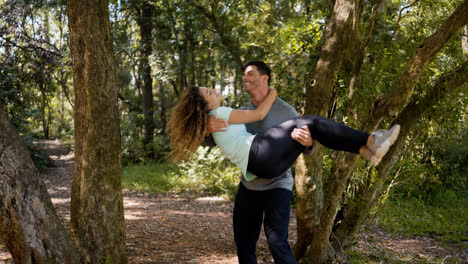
[240,97,299,191]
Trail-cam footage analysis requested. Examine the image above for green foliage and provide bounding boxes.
[386,104,467,201]
[120,107,172,164]
[122,162,181,193]
[276,17,322,56]
[378,194,468,245]
[0,64,20,103]
[176,146,239,199]
[347,191,467,264]
[122,146,239,199]
[346,249,401,264]
[22,135,50,171]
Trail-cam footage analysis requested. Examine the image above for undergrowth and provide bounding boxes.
[346,189,467,264]
[378,191,467,246]
[122,146,239,199]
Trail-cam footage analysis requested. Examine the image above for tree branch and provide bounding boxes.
[365,0,468,131]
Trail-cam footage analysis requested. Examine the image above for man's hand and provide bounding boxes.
[206,115,228,134]
[291,125,313,147]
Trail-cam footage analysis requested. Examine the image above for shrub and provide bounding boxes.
[177,146,239,199]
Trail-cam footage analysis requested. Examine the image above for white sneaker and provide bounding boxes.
[368,124,401,166]
[361,148,382,166]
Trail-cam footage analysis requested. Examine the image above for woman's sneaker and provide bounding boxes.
[361,148,381,166]
[368,124,400,165]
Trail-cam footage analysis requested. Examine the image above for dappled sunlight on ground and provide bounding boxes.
[0,140,465,264]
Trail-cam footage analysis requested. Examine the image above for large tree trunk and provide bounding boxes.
[66,0,127,263]
[137,1,155,151]
[0,106,81,264]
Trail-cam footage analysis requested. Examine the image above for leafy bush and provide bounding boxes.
[177,146,240,199]
[122,162,183,193]
[122,146,240,199]
[120,115,171,164]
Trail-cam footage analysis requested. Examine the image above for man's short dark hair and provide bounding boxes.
[242,60,271,84]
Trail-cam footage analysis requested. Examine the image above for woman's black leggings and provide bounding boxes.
[247,115,369,179]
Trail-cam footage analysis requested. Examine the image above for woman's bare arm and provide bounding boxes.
[228,89,277,124]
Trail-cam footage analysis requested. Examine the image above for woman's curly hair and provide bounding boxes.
[166,86,209,162]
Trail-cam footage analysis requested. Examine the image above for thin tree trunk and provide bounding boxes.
[0,106,81,264]
[137,1,155,150]
[66,0,127,263]
[462,26,468,57]
[39,82,50,139]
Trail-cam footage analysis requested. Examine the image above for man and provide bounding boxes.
[207,60,314,263]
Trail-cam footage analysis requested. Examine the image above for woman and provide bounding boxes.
[167,86,400,180]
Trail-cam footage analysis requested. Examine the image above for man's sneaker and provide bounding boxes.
[368,124,401,164]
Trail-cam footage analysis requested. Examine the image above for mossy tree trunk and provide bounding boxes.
[66,0,127,263]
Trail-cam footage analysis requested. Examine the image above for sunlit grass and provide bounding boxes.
[378,193,467,245]
[121,162,193,193]
[121,157,239,199]
[346,190,467,264]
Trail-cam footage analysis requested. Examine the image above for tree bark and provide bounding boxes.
[66,0,127,263]
[0,106,81,264]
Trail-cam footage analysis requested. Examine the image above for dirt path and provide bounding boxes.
[0,140,466,263]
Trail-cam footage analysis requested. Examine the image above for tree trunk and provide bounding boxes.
[462,26,468,57]
[39,82,50,139]
[66,0,127,263]
[0,106,81,264]
[137,1,155,151]
[294,0,356,262]
[334,61,468,250]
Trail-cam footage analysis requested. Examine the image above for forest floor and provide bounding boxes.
[0,140,466,263]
